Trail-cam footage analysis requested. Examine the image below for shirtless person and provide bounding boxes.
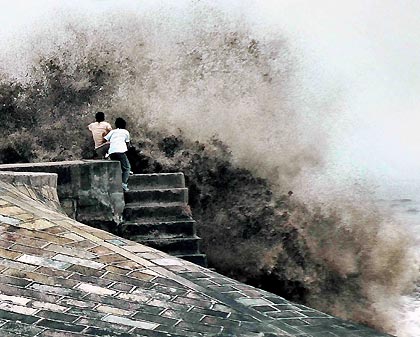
[88,112,112,158]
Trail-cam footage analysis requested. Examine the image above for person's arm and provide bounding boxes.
[101,130,109,140]
[104,130,113,142]
[104,123,112,136]
[126,131,131,148]
[101,123,112,140]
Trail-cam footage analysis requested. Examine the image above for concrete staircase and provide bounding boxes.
[120,173,207,267]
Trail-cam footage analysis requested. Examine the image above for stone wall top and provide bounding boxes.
[0,160,125,228]
[0,160,103,168]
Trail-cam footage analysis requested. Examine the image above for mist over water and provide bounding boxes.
[1,1,419,336]
[1,2,329,188]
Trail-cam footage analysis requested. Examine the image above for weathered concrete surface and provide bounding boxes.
[0,161,125,230]
[121,173,207,267]
[0,171,61,212]
[0,180,393,336]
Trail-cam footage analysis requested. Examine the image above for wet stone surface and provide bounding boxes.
[0,180,392,337]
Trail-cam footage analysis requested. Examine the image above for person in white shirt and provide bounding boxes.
[104,118,131,191]
[87,112,112,158]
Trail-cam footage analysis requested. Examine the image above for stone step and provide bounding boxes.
[124,188,188,204]
[175,254,208,267]
[129,173,185,190]
[130,236,201,255]
[119,220,196,237]
[123,202,192,222]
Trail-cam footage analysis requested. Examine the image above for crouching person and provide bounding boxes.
[104,117,131,191]
[88,112,112,159]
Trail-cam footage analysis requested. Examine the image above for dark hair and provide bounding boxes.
[115,117,127,129]
[95,111,105,122]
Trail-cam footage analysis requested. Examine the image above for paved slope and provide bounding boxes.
[0,180,391,337]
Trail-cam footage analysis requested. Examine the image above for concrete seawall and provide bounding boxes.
[0,165,393,336]
[0,160,125,230]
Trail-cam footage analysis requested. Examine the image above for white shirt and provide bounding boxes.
[104,129,130,154]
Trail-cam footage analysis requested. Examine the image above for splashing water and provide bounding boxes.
[0,2,418,336]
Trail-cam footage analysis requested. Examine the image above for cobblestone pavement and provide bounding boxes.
[0,181,392,337]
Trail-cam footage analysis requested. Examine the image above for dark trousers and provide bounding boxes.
[110,152,131,184]
[94,142,110,159]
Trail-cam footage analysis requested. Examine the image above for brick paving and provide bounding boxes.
[0,180,392,337]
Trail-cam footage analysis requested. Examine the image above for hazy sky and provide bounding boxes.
[252,1,420,182]
[1,0,420,184]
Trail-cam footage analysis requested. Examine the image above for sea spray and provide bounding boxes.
[1,4,328,186]
[0,3,417,334]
